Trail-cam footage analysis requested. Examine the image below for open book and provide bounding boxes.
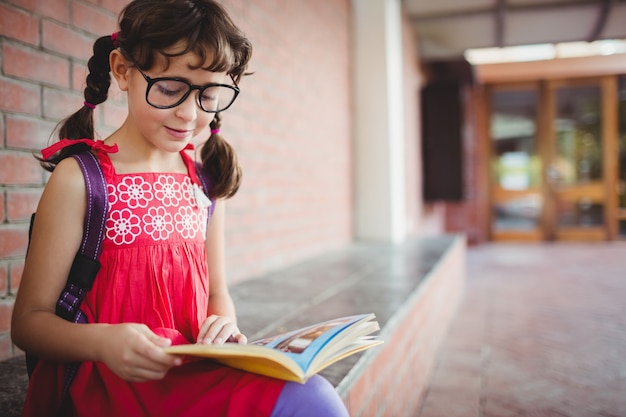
[164,313,383,383]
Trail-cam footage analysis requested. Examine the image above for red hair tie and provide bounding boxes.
[111,32,120,48]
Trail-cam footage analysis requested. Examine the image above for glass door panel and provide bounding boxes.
[549,82,606,240]
[489,88,542,240]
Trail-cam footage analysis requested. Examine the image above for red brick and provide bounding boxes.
[0,192,5,222]
[0,151,42,185]
[0,77,40,115]
[41,20,93,61]
[71,61,88,92]
[0,4,39,46]
[0,263,7,297]
[71,2,118,36]
[3,43,70,88]
[0,115,4,148]
[101,0,128,15]
[0,299,14,333]
[6,188,41,222]
[6,114,56,151]
[10,261,24,295]
[0,224,29,259]
[7,0,70,23]
[42,87,83,120]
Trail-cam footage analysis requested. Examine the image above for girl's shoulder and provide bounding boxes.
[47,155,88,192]
[39,156,88,216]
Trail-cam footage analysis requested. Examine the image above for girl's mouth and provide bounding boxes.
[165,126,193,139]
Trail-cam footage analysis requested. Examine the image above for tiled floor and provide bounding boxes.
[417,242,626,417]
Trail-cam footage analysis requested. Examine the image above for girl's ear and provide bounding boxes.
[110,49,131,92]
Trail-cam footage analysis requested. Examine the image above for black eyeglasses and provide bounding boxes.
[134,66,240,113]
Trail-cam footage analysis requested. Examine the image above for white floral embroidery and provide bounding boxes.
[198,209,208,233]
[107,208,142,245]
[118,177,153,208]
[143,206,174,240]
[107,184,118,206]
[154,175,182,207]
[181,178,194,206]
[175,206,199,239]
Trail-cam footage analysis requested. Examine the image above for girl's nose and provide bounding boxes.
[174,92,199,121]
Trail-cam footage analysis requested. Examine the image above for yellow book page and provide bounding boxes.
[164,343,304,382]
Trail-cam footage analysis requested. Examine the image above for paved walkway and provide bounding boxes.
[417,242,626,417]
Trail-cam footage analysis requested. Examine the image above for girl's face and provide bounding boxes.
[121,50,228,153]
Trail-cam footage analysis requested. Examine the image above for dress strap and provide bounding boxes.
[180,144,201,186]
[180,144,216,217]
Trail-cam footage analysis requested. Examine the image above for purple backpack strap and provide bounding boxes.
[24,151,108,414]
[195,162,217,219]
[58,151,108,415]
[55,151,108,323]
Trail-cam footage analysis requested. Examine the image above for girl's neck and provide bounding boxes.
[104,122,189,175]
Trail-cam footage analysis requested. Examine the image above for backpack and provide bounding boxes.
[25,150,214,410]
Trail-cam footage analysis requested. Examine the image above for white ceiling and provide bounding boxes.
[405,0,626,60]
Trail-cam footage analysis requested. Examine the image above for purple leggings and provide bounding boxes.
[270,375,349,417]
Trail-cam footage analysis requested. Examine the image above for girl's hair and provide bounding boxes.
[42,0,251,199]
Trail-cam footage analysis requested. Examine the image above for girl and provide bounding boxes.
[10,1,349,416]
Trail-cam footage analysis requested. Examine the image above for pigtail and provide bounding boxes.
[39,35,116,171]
[199,113,242,199]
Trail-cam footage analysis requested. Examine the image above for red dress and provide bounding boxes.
[22,146,284,417]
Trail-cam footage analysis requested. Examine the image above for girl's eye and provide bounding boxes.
[155,81,186,97]
[200,87,219,103]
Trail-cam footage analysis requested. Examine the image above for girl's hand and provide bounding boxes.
[197,315,247,345]
[98,323,182,382]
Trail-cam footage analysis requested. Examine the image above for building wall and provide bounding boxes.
[401,8,424,236]
[0,0,354,359]
[217,0,354,281]
[443,85,490,245]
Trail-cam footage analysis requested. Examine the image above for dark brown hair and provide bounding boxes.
[42,0,251,199]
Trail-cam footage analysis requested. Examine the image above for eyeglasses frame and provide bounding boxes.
[134,65,240,113]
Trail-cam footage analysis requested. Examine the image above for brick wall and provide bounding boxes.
[218,0,353,282]
[0,0,354,360]
[0,0,126,359]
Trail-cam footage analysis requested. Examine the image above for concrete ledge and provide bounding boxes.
[0,235,466,417]
[232,235,466,416]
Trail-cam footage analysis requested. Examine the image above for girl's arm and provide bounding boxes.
[196,199,246,344]
[11,157,180,381]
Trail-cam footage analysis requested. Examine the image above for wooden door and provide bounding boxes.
[544,77,618,241]
[487,76,619,241]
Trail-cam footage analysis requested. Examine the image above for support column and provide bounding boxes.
[352,0,406,242]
